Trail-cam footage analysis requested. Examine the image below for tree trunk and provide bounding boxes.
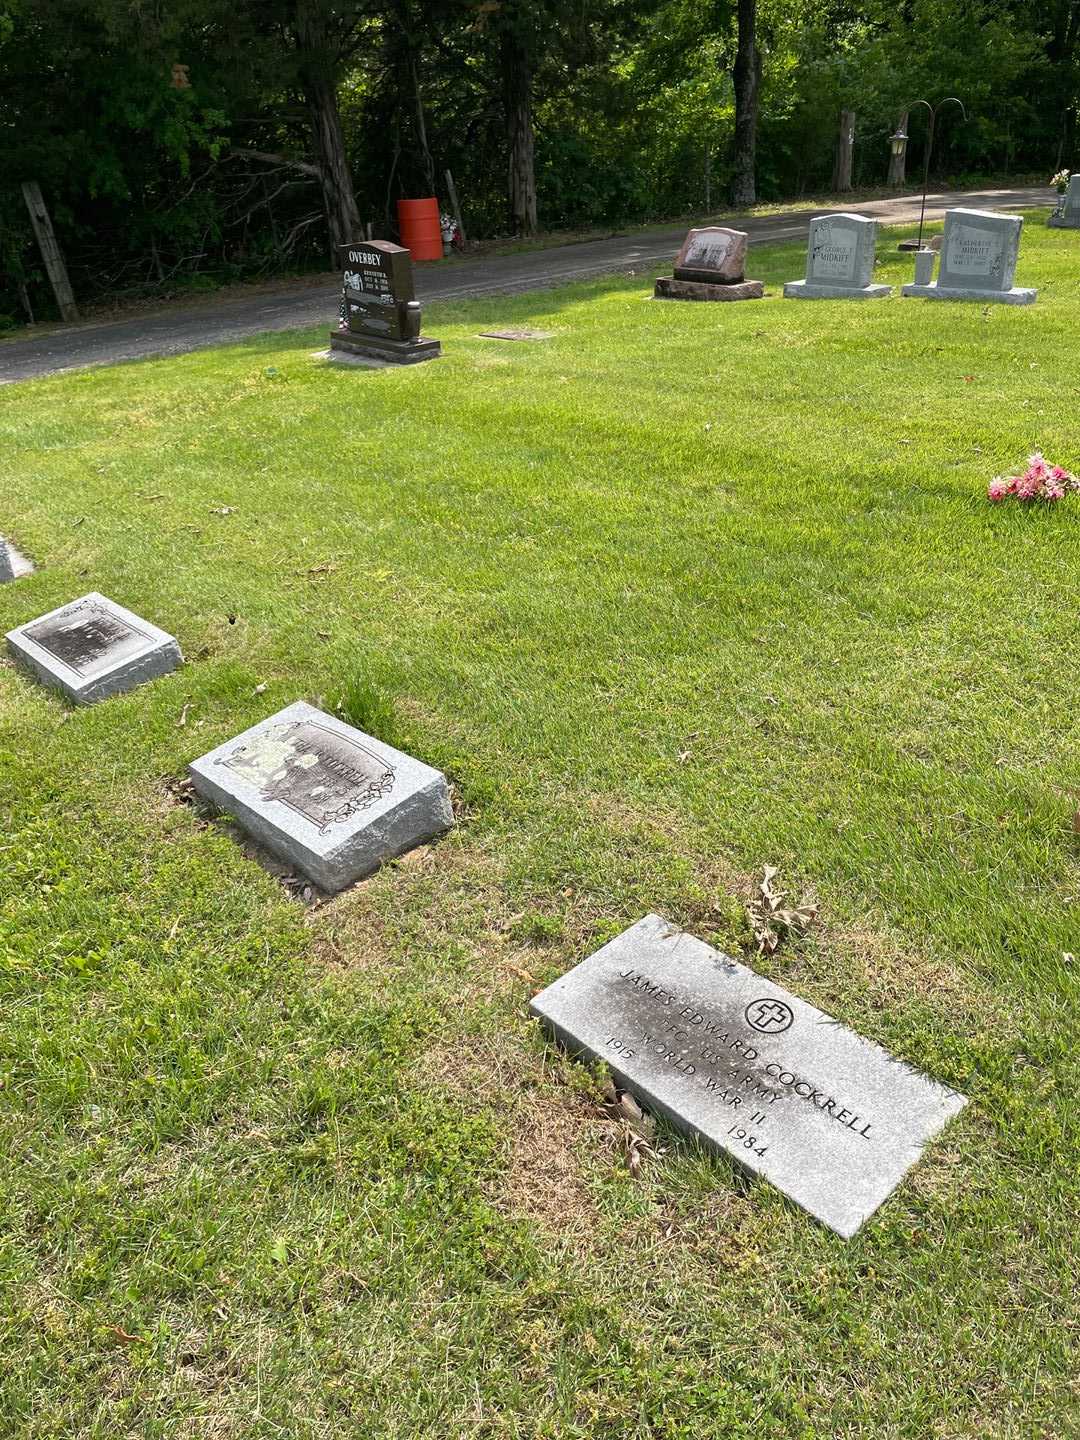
[503,31,537,235]
[887,108,908,186]
[832,109,855,191]
[731,0,761,207]
[294,0,362,258]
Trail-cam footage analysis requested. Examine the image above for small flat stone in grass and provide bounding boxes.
[6,591,182,704]
[530,913,967,1238]
[0,535,34,583]
[188,700,453,892]
[478,329,555,341]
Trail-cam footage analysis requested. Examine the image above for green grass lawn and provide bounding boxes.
[1,216,1077,1438]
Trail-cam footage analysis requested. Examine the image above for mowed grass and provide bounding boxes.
[1,216,1077,1439]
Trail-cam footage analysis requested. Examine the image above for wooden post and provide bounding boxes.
[445,168,467,247]
[704,145,712,211]
[832,109,855,192]
[887,109,908,187]
[21,181,78,322]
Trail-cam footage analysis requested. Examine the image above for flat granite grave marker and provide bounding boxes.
[784,213,891,299]
[188,700,453,891]
[531,913,967,1237]
[654,226,763,302]
[6,592,182,703]
[1048,173,1080,229]
[330,241,441,365]
[0,535,34,583]
[902,208,1036,305]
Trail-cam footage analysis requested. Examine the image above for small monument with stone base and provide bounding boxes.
[1048,174,1080,229]
[784,213,890,299]
[329,241,441,365]
[654,227,763,302]
[902,208,1036,305]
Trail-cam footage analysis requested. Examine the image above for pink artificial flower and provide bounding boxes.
[1015,471,1042,500]
[987,477,1011,501]
[1045,478,1067,501]
[1026,453,1050,481]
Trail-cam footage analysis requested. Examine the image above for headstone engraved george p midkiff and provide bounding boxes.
[188,700,453,891]
[530,914,967,1237]
[784,213,891,299]
[1048,173,1080,229]
[329,240,441,365]
[654,227,764,302]
[6,592,182,703]
[902,208,1036,305]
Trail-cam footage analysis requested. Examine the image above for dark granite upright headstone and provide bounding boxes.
[330,241,440,365]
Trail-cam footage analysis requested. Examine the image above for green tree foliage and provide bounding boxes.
[0,0,1077,320]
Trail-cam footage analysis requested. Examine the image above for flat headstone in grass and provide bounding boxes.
[478,329,555,341]
[784,213,891,300]
[531,913,967,1238]
[0,535,34,583]
[6,592,182,703]
[188,701,453,892]
[902,208,1036,305]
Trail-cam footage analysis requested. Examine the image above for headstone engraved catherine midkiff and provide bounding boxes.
[188,700,453,891]
[329,241,441,365]
[654,227,764,302]
[6,592,182,704]
[530,914,967,1237]
[0,535,34,584]
[783,213,891,299]
[902,208,1036,305]
[1048,173,1080,229]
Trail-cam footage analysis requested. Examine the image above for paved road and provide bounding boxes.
[0,186,1052,386]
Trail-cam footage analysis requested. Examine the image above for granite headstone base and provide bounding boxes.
[6,592,182,704]
[329,329,441,365]
[783,280,891,300]
[0,536,34,583]
[531,913,967,1238]
[188,700,453,892]
[654,277,764,302]
[901,281,1036,306]
[1047,214,1080,229]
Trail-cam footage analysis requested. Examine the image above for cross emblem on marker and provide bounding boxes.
[745,999,794,1034]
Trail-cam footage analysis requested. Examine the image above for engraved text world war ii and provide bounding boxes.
[531,914,967,1237]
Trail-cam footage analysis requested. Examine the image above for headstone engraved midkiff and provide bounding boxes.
[784,213,891,299]
[902,208,1036,304]
[6,592,182,703]
[188,700,453,891]
[531,914,967,1238]
[330,241,440,364]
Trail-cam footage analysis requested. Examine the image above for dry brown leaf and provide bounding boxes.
[748,866,820,954]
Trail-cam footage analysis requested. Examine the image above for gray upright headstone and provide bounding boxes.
[1048,174,1080,229]
[903,208,1036,304]
[784,213,891,299]
[6,592,182,703]
[531,913,967,1238]
[188,700,453,892]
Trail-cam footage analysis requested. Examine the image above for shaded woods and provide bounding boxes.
[1,0,1076,321]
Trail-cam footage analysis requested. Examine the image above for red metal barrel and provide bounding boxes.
[397,197,442,261]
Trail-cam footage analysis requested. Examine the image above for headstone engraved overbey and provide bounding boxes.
[784,213,891,299]
[5,592,182,703]
[531,914,967,1237]
[654,226,764,302]
[329,240,441,365]
[188,700,453,891]
[902,208,1036,305]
